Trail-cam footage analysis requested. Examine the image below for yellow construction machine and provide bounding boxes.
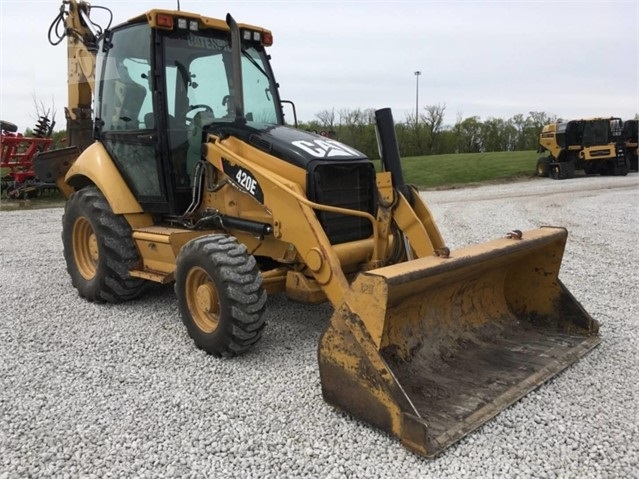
[622,119,638,171]
[537,117,628,178]
[36,1,600,458]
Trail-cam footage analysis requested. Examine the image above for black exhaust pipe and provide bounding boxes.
[375,108,411,203]
[226,14,246,125]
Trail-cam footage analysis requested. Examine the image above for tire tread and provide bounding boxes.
[176,235,267,357]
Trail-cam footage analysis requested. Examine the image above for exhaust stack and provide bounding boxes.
[225,13,246,125]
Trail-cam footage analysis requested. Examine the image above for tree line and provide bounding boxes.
[21,98,560,160]
[301,105,559,160]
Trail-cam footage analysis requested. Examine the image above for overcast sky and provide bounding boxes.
[1,0,637,132]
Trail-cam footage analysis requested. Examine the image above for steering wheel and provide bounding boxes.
[185,104,214,125]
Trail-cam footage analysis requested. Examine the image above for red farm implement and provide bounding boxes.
[1,117,58,199]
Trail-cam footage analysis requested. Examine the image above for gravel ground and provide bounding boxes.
[1,174,637,478]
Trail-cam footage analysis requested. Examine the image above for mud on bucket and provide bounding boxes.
[318,227,600,458]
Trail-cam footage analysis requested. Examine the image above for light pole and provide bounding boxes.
[414,71,421,125]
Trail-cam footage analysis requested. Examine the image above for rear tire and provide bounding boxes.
[550,161,575,180]
[558,160,575,179]
[612,158,629,176]
[62,186,147,303]
[175,235,267,357]
[599,161,613,176]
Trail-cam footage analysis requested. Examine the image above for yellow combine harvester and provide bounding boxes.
[537,117,628,178]
[35,1,600,458]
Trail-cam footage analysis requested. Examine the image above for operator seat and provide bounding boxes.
[112,64,146,129]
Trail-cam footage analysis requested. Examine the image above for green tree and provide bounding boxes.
[455,116,483,153]
[510,113,528,150]
[420,103,446,154]
[305,106,561,157]
[525,111,556,150]
[315,108,336,131]
[336,108,378,158]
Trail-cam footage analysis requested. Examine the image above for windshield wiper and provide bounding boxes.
[241,49,270,80]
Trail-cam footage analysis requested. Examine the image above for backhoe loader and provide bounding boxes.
[35,0,600,458]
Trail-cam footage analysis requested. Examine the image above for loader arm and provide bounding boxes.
[209,136,361,307]
[207,128,446,308]
[211,130,599,458]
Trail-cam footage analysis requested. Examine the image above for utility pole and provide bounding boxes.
[414,71,421,126]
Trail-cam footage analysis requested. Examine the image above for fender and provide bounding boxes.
[65,142,143,214]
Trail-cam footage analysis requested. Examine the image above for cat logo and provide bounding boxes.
[292,139,360,158]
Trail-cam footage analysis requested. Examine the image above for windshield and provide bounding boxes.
[163,30,281,125]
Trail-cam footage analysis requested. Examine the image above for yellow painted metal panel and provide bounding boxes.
[65,142,142,214]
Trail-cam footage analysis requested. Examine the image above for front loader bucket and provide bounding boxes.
[318,227,599,458]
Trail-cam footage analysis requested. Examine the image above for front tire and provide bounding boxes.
[535,157,550,177]
[62,186,147,303]
[175,235,267,357]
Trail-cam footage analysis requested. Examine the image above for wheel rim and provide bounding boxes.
[536,162,544,175]
[73,217,99,280]
[185,266,220,333]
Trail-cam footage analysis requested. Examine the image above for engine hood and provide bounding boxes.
[204,122,369,169]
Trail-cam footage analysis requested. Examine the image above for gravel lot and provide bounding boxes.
[1,174,638,478]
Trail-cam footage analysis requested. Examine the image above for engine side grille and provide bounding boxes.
[308,162,377,245]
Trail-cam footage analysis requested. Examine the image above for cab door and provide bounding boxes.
[95,23,171,213]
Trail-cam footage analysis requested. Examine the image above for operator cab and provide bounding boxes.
[94,11,282,214]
